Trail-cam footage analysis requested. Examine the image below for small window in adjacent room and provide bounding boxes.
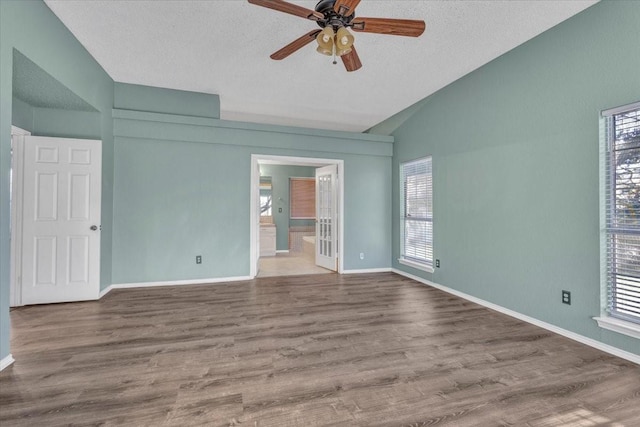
[597,102,640,338]
[260,195,272,216]
[399,157,433,272]
[260,176,272,217]
[290,177,315,219]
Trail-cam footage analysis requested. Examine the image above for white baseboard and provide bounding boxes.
[99,286,113,298]
[0,354,15,371]
[342,268,392,274]
[276,250,289,254]
[392,268,640,365]
[101,275,253,298]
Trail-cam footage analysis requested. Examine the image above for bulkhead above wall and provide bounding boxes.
[13,49,98,113]
[12,49,101,139]
[113,82,220,119]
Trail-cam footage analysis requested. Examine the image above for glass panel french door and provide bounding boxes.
[315,165,337,271]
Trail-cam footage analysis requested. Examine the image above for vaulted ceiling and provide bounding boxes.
[44,0,597,133]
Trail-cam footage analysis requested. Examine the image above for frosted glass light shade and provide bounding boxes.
[316,27,335,56]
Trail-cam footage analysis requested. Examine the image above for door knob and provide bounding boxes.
[90,225,98,231]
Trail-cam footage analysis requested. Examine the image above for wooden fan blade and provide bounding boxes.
[351,17,426,37]
[270,30,321,60]
[334,0,361,17]
[341,47,362,72]
[248,0,323,21]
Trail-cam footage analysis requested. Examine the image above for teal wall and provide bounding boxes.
[114,82,220,118]
[11,97,34,132]
[260,164,316,251]
[2,0,635,366]
[0,1,392,363]
[12,99,100,139]
[31,108,101,140]
[0,0,115,362]
[388,0,640,355]
[112,104,393,284]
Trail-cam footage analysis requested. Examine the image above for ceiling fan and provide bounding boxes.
[248,0,426,72]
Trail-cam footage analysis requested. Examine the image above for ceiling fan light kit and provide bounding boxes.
[335,27,354,56]
[248,0,426,72]
[316,27,335,56]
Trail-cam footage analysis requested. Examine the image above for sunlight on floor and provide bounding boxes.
[529,407,623,427]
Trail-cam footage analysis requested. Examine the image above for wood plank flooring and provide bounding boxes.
[1,272,639,426]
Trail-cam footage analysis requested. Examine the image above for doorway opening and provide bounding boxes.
[250,155,344,278]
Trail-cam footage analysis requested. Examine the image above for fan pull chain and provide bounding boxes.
[332,41,337,65]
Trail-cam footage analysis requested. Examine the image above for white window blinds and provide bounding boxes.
[401,157,433,267]
[604,103,640,324]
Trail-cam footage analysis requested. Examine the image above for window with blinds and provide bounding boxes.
[400,157,433,268]
[290,177,315,219]
[604,103,640,324]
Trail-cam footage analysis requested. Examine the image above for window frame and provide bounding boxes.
[399,156,434,273]
[595,101,640,339]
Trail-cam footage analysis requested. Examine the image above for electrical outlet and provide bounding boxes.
[562,290,571,305]
[359,252,364,260]
[435,259,440,268]
[196,255,202,264]
[278,207,282,213]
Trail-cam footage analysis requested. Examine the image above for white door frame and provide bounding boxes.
[250,154,344,278]
[10,126,31,307]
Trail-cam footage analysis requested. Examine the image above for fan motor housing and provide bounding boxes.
[315,0,355,29]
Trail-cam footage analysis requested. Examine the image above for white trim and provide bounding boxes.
[342,268,392,274]
[338,161,344,275]
[594,316,640,339]
[251,159,260,276]
[398,258,434,274]
[275,250,290,254]
[9,128,28,307]
[106,276,253,293]
[601,101,640,117]
[99,285,113,298]
[255,154,347,167]
[250,154,345,277]
[11,125,31,136]
[599,115,609,328]
[0,354,15,371]
[392,268,640,365]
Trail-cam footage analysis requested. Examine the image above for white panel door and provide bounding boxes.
[21,136,102,304]
[315,164,338,271]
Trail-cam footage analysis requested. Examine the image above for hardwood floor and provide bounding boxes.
[1,273,638,426]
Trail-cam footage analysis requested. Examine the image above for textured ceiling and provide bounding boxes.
[44,0,597,133]
[13,50,97,112]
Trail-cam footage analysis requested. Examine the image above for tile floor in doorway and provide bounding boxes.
[257,250,333,277]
